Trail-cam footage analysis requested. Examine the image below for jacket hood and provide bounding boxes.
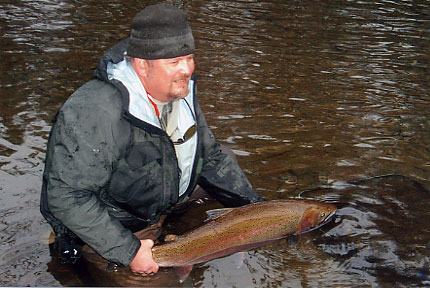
[93,38,164,134]
[94,38,129,82]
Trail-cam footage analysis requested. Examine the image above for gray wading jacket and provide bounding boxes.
[40,39,261,266]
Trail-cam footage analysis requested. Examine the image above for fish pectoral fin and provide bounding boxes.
[296,217,311,234]
[174,265,193,283]
[205,208,235,221]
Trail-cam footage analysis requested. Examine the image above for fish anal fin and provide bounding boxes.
[231,252,246,269]
[205,208,234,222]
[174,265,193,283]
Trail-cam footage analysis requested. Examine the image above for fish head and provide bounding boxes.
[296,202,336,234]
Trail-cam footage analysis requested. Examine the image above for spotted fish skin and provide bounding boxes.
[152,199,336,267]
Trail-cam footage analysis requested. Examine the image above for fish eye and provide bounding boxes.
[320,212,325,218]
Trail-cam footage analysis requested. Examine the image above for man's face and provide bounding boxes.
[142,54,195,102]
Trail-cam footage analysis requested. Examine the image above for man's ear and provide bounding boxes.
[132,58,149,77]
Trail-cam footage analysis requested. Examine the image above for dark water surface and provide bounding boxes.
[0,0,429,287]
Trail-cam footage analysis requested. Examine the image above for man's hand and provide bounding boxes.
[129,239,159,275]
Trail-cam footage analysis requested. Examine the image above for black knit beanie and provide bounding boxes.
[127,3,195,60]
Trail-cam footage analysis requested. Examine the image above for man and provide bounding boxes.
[40,3,261,275]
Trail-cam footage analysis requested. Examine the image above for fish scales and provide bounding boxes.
[152,199,336,267]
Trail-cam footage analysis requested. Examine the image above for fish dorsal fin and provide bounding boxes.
[164,234,177,242]
[205,208,235,222]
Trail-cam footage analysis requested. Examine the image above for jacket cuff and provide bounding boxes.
[121,235,141,266]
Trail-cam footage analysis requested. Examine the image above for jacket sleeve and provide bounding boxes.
[195,100,263,207]
[42,81,140,266]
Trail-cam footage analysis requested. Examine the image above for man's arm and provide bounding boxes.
[43,82,141,266]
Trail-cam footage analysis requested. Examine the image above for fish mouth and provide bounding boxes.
[313,210,336,231]
[321,210,336,225]
[295,209,337,235]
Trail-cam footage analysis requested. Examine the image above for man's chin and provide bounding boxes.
[173,86,190,98]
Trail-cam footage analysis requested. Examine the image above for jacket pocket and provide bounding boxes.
[108,142,164,219]
[126,142,161,170]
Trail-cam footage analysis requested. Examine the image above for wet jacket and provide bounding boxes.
[40,39,261,266]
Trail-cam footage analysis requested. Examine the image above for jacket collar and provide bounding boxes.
[95,39,196,135]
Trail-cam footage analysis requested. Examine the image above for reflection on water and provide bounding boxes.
[0,0,429,287]
[300,175,430,288]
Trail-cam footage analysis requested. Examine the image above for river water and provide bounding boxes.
[0,0,429,287]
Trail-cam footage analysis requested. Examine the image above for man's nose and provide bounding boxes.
[178,59,194,75]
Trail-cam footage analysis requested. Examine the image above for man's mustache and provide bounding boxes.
[174,76,190,83]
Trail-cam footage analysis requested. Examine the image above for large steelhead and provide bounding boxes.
[152,199,336,269]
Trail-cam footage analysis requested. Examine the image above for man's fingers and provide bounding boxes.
[131,268,154,275]
[129,239,158,275]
